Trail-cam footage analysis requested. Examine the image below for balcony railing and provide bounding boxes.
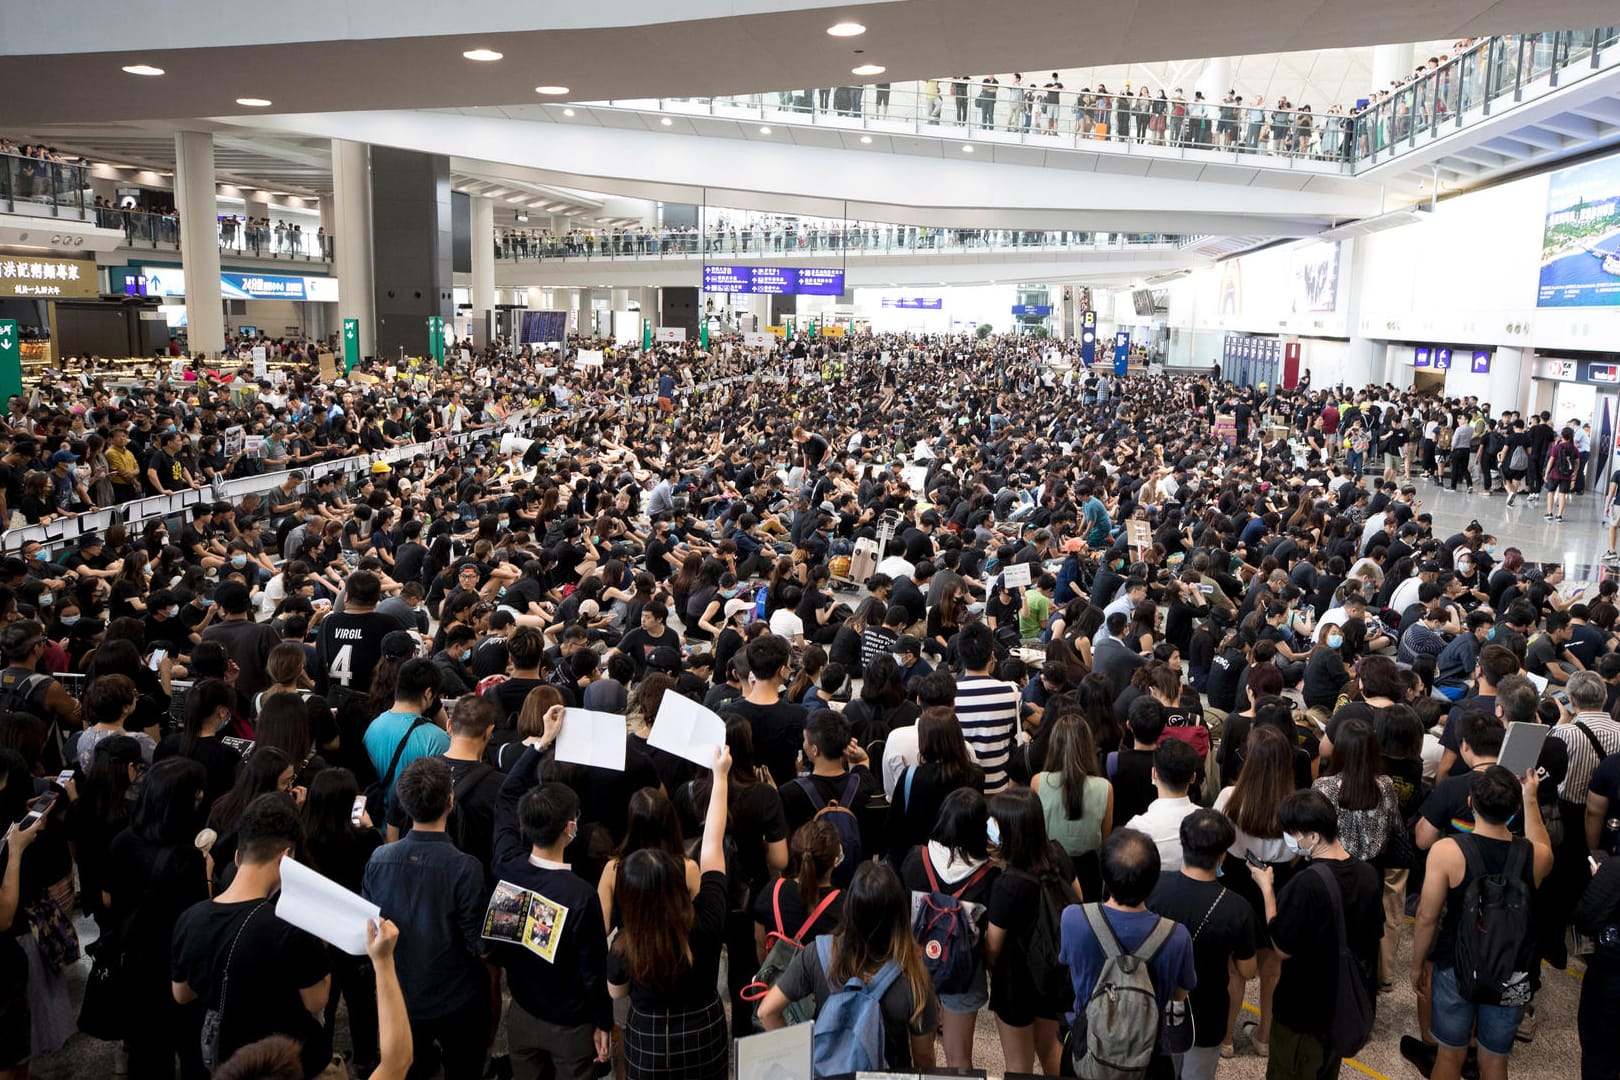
[585,25,1620,173]
[494,226,1176,261]
[0,153,93,218]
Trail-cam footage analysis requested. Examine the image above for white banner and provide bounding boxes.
[574,349,605,368]
[251,347,268,378]
[654,327,686,343]
[743,332,773,348]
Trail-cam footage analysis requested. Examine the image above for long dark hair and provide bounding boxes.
[1044,715,1100,820]
[611,848,694,989]
[209,747,293,834]
[930,788,989,865]
[130,757,207,845]
[616,788,686,863]
[255,692,312,768]
[791,818,841,909]
[917,707,975,790]
[990,786,1056,875]
[181,678,234,758]
[300,767,361,877]
[1326,717,1384,811]
[1224,725,1294,838]
[828,862,933,1025]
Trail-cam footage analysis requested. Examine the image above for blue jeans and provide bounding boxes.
[1430,964,1525,1057]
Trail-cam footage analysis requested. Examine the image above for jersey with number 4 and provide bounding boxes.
[315,611,405,697]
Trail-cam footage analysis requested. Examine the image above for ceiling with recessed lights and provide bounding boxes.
[0,0,1614,124]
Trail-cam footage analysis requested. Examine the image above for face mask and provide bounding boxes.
[38,594,52,608]
[60,615,79,627]
[1282,832,1307,858]
[33,551,46,562]
[892,652,908,667]
[230,555,248,568]
[168,606,180,618]
[986,817,1001,846]
[461,649,473,661]
[1487,627,1497,641]
[1326,634,1343,650]
[201,598,215,608]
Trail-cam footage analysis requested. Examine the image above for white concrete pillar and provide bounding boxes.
[1372,43,1415,94]
[174,131,224,359]
[469,197,496,348]
[1194,58,1233,102]
[330,139,376,359]
[611,288,632,312]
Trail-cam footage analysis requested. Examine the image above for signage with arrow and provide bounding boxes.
[342,319,359,372]
[0,320,18,402]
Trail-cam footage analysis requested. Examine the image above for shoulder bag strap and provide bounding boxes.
[949,861,991,899]
[839,772,862,807]
[1082,902,1124,960]
[771,878,788,937]
[215,900,269,1021]
[1191,891,1226,942]
[382,715,431,789]
[794,776,825,812]
[795,888,841,941]
[922,848,943,894]
[902,766,917,811]
[1575,722,1607,763]
[1135,916,1174,962]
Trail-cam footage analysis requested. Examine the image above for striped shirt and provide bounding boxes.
[1550,713,1620,804]
[955,674,1021,792]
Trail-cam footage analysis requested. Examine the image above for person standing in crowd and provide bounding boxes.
[362,756,491,1080]
[1247,790,1383,1080]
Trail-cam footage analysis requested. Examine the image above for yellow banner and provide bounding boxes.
[0,256,98,299]
[820,325,845,337]
[767,325,787,338]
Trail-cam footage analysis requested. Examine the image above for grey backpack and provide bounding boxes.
[1074,904,1174,1080]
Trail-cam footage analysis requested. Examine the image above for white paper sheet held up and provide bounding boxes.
[556,709,627,771]
[275,855,381,956]
[1001,562,1032,589]
[648,693,726,768]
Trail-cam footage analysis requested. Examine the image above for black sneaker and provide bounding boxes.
[1401,1036,1438,1078]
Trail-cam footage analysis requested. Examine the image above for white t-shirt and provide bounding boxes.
[768,608,804,642]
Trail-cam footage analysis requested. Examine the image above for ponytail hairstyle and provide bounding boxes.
[791,818,842,909]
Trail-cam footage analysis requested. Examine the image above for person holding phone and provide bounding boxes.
[0,782,48,1079]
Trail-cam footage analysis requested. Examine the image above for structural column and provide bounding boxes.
[174,131,224,359]
[1194,57,1233,102]
[469,196,496,347]
[1372,43,1416,93]
[331,139,376,359]
[368,146,453,360]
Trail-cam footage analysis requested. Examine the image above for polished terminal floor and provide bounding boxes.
[29,479,1616,1079]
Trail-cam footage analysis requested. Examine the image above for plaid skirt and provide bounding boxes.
[624,996,728,1080]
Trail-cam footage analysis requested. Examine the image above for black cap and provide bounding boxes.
[381,630,417,660]
[645,646,683,674]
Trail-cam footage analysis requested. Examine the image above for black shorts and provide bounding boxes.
[1551,477,1573,494]
[1503,469,1526,481]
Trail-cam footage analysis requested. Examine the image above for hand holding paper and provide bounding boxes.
[648,693,726,768]
[275,855,381,956]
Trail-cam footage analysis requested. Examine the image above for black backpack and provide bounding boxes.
[1310,862,1376,1059]
[1451,835,1535,1007]
[1020,867,1077,1009]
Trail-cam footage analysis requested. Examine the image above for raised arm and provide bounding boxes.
[700,745,733,875]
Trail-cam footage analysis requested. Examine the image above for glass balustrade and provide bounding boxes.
[585,26,1620,172]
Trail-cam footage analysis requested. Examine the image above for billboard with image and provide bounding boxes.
[1537,151,1620,308]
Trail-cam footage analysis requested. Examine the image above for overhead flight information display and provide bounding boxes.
[702,266,846,295]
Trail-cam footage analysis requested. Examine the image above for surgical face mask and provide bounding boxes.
[201,597,215,609]
[1326,634,1344,650]
[1282,832,1308,858]
[38,593,52,608]
[168,606,180,618]
[1487,627,1497,641]
[892,652,908,667]
[59,615,79,627]
[986,817,1001,847]
[230,555,248,568]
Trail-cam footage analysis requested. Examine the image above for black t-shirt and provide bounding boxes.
[780,767,884,855]
[393,541,428,586]
[724,698,809,786]
[985,852,1079,1023]
[1148,873,1258,1047]
[615,626,681,679]
[1421,768,1528,839]
[1109,746,1158,824]
[385,755,505,879]
[171,898,332,1078]
[1269,858,1383,1038]
[314,610,403,698]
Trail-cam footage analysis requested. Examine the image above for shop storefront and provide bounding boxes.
[113,264,338,345]
[1530,354,1620,492]
[0,252,102,372]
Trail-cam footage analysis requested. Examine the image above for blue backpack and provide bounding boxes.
[794,774,864,889]
[912,851,989,995]
[811,935,902,1077]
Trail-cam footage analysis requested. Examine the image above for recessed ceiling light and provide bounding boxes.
[826,21,866,36]
[463,48,503,62]
[660,117,673,126]
[562,108,576,117]
[535,85,570,95]
[860,135,873,144]
[852,64,886,76]
[962,145,974,152]
[759,126,772,134]
[122,64,165,77]
[235,97,272,107]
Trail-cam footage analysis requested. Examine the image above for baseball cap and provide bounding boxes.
[370,461,392,474]
[723,597,753,620]
[380,630,418,660]
[645,646,683,674]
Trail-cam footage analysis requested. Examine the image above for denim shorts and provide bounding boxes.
[939,962,988,1014]
[1430,965,1524,1057]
